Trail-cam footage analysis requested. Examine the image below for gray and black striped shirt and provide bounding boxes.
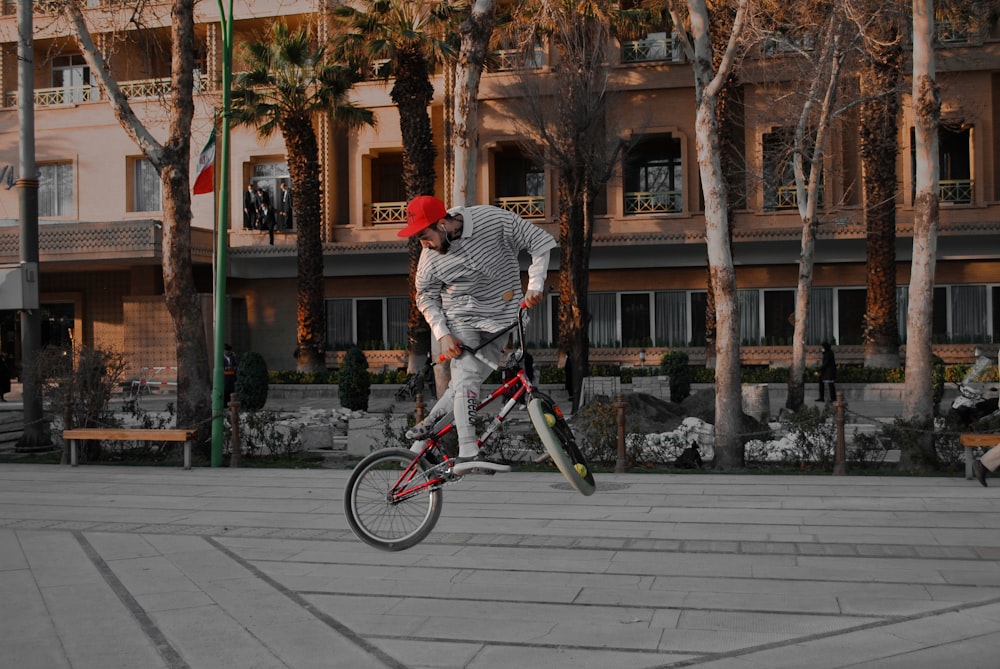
[415,205,556,340]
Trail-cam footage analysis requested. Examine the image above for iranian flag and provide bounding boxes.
[192,128,216,195]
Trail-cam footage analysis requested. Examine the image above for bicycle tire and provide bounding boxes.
[526,393,596,496]
[344,448,443,551]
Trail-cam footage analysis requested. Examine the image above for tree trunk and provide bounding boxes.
[861,17,903,369]
[787,20,844,411]
[901,0,939,471]
[451,0,496,207]
[675,0,748,470]
[557,185,591,412]
[392,47,437,373]
[280,113,326,372]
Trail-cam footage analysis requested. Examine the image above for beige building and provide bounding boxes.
[0,3,998,378]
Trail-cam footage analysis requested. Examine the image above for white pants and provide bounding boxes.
[424,326,506,458]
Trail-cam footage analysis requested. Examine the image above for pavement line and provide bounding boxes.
[651,595,1000,668]
[72,531,191,669]
[206,536,409,669]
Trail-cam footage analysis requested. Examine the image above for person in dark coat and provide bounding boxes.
[243,184,257,229]
[278,182,293,230]
[223,344,238,402]
[817,341,836,402]
[259,200,277,245]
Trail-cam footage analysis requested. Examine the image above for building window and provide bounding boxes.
[369,152,406,224]
[939,126,973,203]
[950,285,989,343]
[249,160,289,216]
[835,288,866,345]
[51,54,95,104]
[326,297,408,350]
[621,293,652,347]
[763,128,822,210]
[690,291,708,347]
[910,125,974,204]
[654,291,689,346]
[624,135,683,214]
[130,158,161,212]
[493,146,545,218]
[38,162,74,217]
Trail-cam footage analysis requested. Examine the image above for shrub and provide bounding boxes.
[339,347,371,411]
[40,344,127,462]
[783,405,836,469]
[235,351,269,411]
[659,350,691,402]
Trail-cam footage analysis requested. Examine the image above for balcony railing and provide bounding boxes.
[624,190,683,214]
[369,201,407,225]
[940,179,973,204]
[935,19,973,45]
[4,75,210,108]
[488,48,545,72]
[494,196,545,219]
[621,35,680,63]
[4,85,98,107]
[766,184,824,210]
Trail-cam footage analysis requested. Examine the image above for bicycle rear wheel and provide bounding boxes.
[527,393,596,496]
[344,448,443,551]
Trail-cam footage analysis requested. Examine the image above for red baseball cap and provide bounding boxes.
[399,195,447,238]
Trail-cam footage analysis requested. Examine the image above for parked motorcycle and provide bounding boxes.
[950,348,999,425]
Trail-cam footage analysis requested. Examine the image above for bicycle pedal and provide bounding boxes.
[532,452,552,464]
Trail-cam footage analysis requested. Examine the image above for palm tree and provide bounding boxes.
[330,0,464,372]
[231,22,374,373]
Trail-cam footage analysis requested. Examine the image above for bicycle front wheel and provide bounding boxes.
[344,448,443,551]
[527,394,596,496]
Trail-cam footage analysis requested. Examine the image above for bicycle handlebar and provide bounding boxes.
[437,301,531,363]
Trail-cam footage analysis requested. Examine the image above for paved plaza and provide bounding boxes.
[1,462,999,669]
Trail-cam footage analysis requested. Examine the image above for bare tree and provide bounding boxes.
[745,7,856,410]
[669,0,749,469]
[63,0,210,435]
[901,0,940,470]
[505,0,627,411]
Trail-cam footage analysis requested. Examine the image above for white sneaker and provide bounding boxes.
[450,454,511,475]
[410,440,427,454]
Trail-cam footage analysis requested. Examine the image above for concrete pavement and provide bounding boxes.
[1,464,998,669]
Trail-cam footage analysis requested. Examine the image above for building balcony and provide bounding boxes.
[621,34,680,63]
[940,179,974,204]
[3,74,210,109]
[488,47,545,72]
[368,201,407,226]
[494,196,545,219]
[624,190,683,214]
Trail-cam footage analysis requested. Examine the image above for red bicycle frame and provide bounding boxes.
[386,364,535,503]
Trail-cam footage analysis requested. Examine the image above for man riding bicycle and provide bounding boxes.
[398,195,556,469]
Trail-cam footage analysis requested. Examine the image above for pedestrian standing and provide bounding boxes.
[817,341,836,402]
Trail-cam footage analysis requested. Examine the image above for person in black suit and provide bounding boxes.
[243,184,257,229]
[259,200,277,244]
[278,182,293,230]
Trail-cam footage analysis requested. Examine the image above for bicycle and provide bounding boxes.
[344,303,596,551]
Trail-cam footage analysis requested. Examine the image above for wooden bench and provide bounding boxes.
[62,428,198,470]
[959,433,1000,479]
